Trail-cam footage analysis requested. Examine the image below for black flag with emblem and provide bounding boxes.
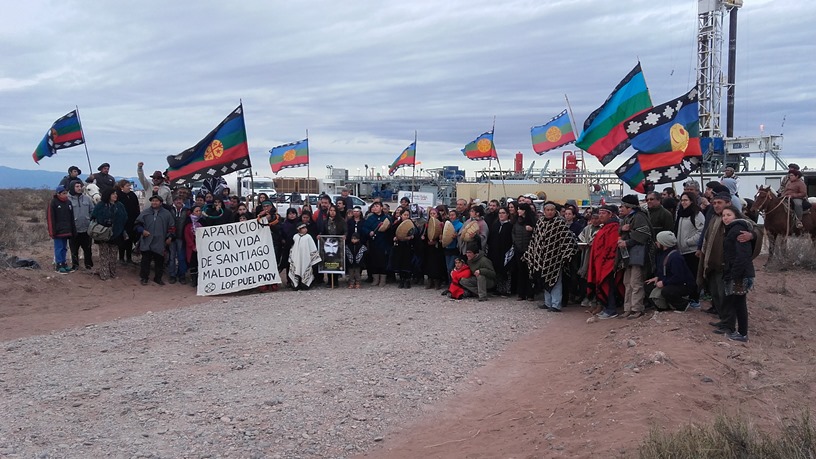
[166,105,252,186]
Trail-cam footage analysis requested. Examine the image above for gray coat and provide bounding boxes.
[135,206,174,255]
[69,193,93,233]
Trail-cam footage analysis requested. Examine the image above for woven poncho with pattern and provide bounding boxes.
[521,216,576,291]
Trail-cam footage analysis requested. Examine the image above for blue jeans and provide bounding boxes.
[53,238,69,266]
[445,254,457,283]
[167,239,187,277]
[543,273,563,310]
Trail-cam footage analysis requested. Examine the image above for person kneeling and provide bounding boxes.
[646,231,696,311]
[445,256,472,300]
[459,243,496,302]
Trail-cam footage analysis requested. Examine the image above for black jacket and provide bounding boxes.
[723,219,756,282]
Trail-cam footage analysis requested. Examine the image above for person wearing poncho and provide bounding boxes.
[586,205,624,319]
[521,202,576,311]
[289,223,321,290]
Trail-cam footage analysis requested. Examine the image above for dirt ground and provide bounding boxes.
[3,238,815,457]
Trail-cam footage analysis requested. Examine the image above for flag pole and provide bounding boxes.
[564,94,581,137]
[240,99,256,205]
[74,105,93,172]
[490,116,507,200]
[411,130,417,205]
[306,129,310,185]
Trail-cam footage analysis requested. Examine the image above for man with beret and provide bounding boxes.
[617,194,653,319]
[134,195,175,285]
[646,231,696,311]
[95,163,116,194]
[587,205,624,319]
[59,166,82,189]
[137,161,172,207]
[646,191,675,240]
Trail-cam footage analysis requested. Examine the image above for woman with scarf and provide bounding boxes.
[184,206,204,287]
[90,189,127,280]
[362,201,392,287]
[487,206,514,296]
[512,203,537,301]
[522,202,576,311]
[675,191,705,306]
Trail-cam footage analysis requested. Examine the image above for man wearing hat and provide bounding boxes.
[781,169,808,228]
[646,231,696,311]
[59,166,82,189]
[134,194,175,285]
[777,163,800,195]
[617,194,653,319]
[587,205,623,319]
[137,162,172,207]
[696,191,731,322]
[47,185,77,274]
[95,163,116,194]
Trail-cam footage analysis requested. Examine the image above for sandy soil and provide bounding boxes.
[3,240,815,458]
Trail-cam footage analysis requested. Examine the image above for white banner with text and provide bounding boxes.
[196,220,281,296]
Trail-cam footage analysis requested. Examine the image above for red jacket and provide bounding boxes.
[449,264,472,299]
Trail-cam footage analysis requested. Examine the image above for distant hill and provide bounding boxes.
[0,166,143,190]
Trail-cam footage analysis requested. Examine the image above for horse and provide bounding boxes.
[751,186,816,261]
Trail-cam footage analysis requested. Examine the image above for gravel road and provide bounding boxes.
[0,288,548,458]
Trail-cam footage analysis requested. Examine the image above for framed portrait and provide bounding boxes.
[317,235,345,274]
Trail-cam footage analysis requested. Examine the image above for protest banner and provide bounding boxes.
[195,219,281,295]
[317,235,345,274]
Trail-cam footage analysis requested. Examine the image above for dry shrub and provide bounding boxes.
[638,411,816,459]
[0,189,52,251]
[767,236,816,271]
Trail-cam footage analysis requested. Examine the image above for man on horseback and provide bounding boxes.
[781,169,807,229]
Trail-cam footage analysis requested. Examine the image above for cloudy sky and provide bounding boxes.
[2,0,813,180]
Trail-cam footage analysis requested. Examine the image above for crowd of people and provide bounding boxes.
[46,162,770,343]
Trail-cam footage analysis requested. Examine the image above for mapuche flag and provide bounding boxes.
[32,110,85,164]
[618,88,702,188]
[575,63,652,165]
[462,130,497,161]
[166,105,251,185]
[531,110,576,154]
[269,139,309,174]
[388,141,416,176]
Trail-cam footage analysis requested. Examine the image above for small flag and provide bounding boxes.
[388,141,416,176]
[166,105,251,185]
[531,110,576,154]
[32,110,85,163]
[462,130,497,161]
[269,139,309,174]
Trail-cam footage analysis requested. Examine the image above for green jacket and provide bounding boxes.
[467,252,496,289]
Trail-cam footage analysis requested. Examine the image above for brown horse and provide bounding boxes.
[751,186,816,260]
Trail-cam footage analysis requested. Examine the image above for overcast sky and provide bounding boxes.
[2,0,813,180]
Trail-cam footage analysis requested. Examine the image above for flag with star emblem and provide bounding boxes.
[388,141,416,175]
[166,105,251,185]
[269,139,309,174]
[575,63,652,165]
[32,110,85,164]
[531,110,576,154]
[462,130,497,161]
[620,88,702,187]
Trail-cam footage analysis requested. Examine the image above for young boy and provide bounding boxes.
[345,232,367,288]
